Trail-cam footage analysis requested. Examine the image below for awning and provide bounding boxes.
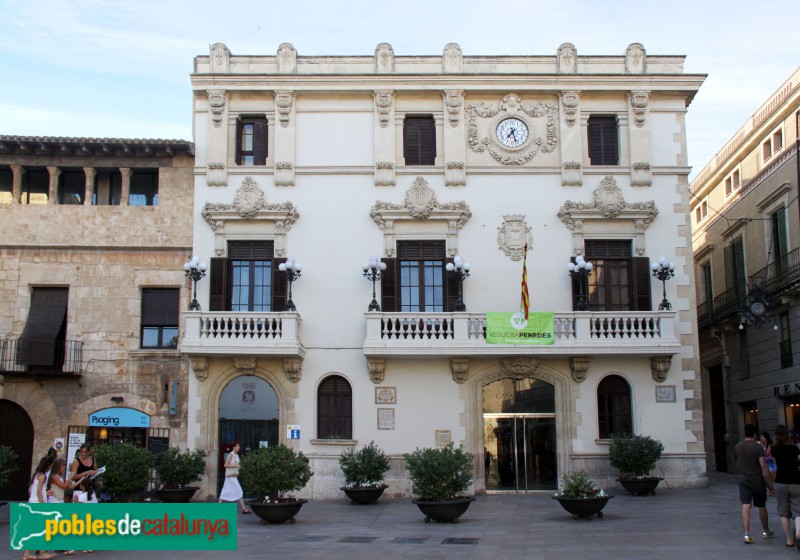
[16,288,68,366]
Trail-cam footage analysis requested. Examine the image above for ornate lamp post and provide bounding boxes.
[567,256,593,311]
[650,257,675,311]
[445,256,471,311]
[278,257,302,312]
[183,256,208,311]
[362,256,387,311]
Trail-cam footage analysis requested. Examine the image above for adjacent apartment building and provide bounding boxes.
[183,42,707,499]
[691,68,800,472]
[0,136,194,499]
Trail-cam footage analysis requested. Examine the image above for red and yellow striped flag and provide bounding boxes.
[521,243,530,320]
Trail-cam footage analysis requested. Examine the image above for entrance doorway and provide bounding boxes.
[0,399,34,501]
[483,378,557,492]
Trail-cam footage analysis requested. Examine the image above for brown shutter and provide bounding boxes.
[209,258,228,311]
[271,258,287,311]
[587,116,619,165]
[633,257,652,311]
[17,288,68,366]
[253,119,268,166]
[317,376,352,439]
[227,240,273,259]
[380,258,397,312]
[403,118,420,165]
[445,258,460,312]
[418,117,436,165]
[235,116,243,165]
[142,289,179,326]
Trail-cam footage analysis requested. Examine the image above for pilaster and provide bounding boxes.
[83,167,96,206]
[442,90,466,187]
[119,168,131,206]
[10,164,24,204]
[274,90,296,186]
[206,89,229,186]
[559,91,583,186]
[373,90,396,187]
[628,91,652,186]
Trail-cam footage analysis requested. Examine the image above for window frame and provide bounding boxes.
[235,116,268,166]
[402,115,437,166]
[580,240,651,312]
[129,170,159,207]
[140,288,179,350]
[21,168,49,205]
[695,199,708,224]
[587,114,620,166]
[597,374,632,439]
[209,240,287,312]
[57,169,85,205]
[317,375,353,440]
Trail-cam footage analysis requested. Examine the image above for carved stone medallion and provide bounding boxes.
[497,215,533,261]
[233,177,266,219]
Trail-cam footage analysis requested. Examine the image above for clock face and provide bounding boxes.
[495,118,529,148]
[751,302,766,316]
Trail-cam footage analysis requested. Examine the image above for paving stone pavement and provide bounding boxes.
[2,473,797,560]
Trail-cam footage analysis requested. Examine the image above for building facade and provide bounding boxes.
[185,42,707,499]
[691,69,800,472]
[0,136,195,499]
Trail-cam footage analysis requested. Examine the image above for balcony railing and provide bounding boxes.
[363,311,679,358]
[750,247,800,297]
[180,311,304,358]
[0,338,83,375]
[706,286,743,325]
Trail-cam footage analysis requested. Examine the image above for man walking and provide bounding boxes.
[735,423,775,543]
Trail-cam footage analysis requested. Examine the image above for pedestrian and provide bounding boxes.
[218,442,250,514]
[69,443,97,485]
[46,459,74,503]
[770,424,800,549]
[760,431,774,457]
[24,456,56,560]
[736,423,775,544]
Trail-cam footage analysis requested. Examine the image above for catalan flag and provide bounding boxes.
[521,243,530,320]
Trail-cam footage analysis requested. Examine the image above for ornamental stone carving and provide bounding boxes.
[499,357,539,378]
[569,357,590,383]
[275,91,294,128]
[374,90,393,128]
[497,215,533,261]
[560,91,580,127]
[442,43,462,73]
[374,161,395,187]
[630,91,649,128]
[233,176,266,218]
[277,43,297,73]
[375,43,394,73]
[207,162,226,187]
[368,359,386,384]
[234,357,257,373]
[557,43,577,73]
[631,162,652,187]
[191,357,209,382]
[283,358,303,383]
[444,90,463,127]
[444,161,465,187]
[207,90,226,128]
[450,358,469,384]
[650,356,672,383]
[625,43,646,74]
[210,42,231,73]
[562,161,582,187]
[275,162,295,187]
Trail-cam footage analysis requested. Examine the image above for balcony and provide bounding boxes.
[180,311,304,359]
[750,247,800,298]
[0,339,83,376]
[362,311,679,359]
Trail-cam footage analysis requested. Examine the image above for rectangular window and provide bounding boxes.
[141,289,179,349]
[403,116,436,166]
[92,170,122,205]
[763,128,784,162]
[17,287,68,368]
[587,115,619,165]
[398,241,446,311]
[582,240,651,311]
[763,140,773,161]
[22,168,49,204]
[780,312,793,369]
[702,262,713,304]
[772,207,788,262]
[236,117,268,166]
[0,167,12,204]
[725,237,747,300]
[209,240,287,312]
[58,170,85,205]
[695,200,708,223]
[724,170,741,197]
[773,130,783,152]
[129,170,158,206]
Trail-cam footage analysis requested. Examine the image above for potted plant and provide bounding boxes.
[403,443,475,523]
[95,443,153,502]
[339,441,391,505]
[552,469,613,519]
[609,433,665,496]
[153,446,207,502]
[0,445,19,506]
[239,444,312,524]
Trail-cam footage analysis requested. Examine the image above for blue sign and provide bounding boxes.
[290,430,300,439]
[89,407,151,428]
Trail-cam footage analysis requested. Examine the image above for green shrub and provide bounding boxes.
[555,469,605,498]
[608,433,664,478]
[0,445,19,494]
[339,441,390,488]
[94,443,154,502]
[154,447,207,489]
[403,443,473,501]
[239,444,312,503]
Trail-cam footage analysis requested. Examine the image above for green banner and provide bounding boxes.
[10,503,237,551]
[485,312,554,345]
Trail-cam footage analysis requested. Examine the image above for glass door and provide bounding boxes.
[484,415,556,492]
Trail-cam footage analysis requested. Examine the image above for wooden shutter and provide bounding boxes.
[253,119,268,166]
[775,207,788,258]
[235,116,243,165]
[724,244,734,289]
[380,258,397,312]
[317,376,352,439]
[445,258,460,312]
[209,258,228,311]
[142,289,179,326]
[403,116,436,165]
[587,116,619,165]
[403,118,420,165]
[597,375,632,438]
[17,288,68,366]
[271,258,287,312]
[227,240,273,259]
[632,257,652,311]
[732,238,746,297]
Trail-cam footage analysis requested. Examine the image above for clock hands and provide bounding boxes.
[506,128,517,140]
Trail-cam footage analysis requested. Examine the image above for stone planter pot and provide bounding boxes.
[247,499,308,525]
[341,485,387,505]
[412,496,476,523]
[553,495,613,519]
[617,477,663,496]
[155,487,198,503]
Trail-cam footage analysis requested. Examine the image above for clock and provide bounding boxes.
[495,118,529,148]
[750,301,766,316]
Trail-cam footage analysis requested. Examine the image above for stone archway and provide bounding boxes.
[0,399,34,500]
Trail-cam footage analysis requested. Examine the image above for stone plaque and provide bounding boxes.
[377,408,395,430]
[655,385,676,403]
[375,386,396,405]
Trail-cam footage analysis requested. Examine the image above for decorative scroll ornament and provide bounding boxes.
[570,357,590,383]
[191,357,209,382]
[371,177,471,223]
[210,43,231,73]
[374,90,393,128]
[375,43,394,73]
[277,43,297,73]
[368,359,386,384]
[499,357,539,378]
[275,91,294,128]
[283,358,303,383]
[630,91,649,128]
[374,161,395,187]
[559,176,658,224]
[497,215,533,261]
[444,90,464,127]
[466,94,559,165]
[631,162,652,187]
[557,43,577,74]
[450,358,469,384]
[234,357,257,373]
[561,91,580,127]
[625,43,646,74]
[207,90,226,128]
[442,43,463,73]
[230,177,265,218]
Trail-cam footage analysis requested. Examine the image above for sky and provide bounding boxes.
[1,0,798,178]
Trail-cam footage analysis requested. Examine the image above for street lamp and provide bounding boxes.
[650,257,675,311]
[445,256,471,312]
[362,256,387,311]
[567,256,593,311]
[278,257,302,312]
[183,256,208,311]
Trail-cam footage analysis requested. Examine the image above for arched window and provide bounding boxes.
[318,375,352,439]
[597,375,632,438]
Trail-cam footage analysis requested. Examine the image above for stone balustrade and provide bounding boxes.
[181,311,304,358]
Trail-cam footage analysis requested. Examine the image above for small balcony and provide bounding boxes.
[0,338,83,376]
[750,247,800,298]
[180,311,304,359]
[362,311,679,359]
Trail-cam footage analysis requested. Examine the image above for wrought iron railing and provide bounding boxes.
[0,338,83,374]
[749,247,800,297]
[708,286,743,323]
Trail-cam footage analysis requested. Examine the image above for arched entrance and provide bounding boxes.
[483,378,557,492]
[0,399,34,500]
[217,375,279,491]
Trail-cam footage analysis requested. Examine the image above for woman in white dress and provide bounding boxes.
[218,442,250,514]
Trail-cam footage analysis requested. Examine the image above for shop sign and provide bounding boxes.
[89,407,151,428]
[774,383,800,397]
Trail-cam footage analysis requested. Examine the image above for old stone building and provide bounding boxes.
[0,136,194,499]
[691,69,800,472]
[183,42,707,500]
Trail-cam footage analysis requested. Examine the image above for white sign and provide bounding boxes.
[66,432,86,468]
[286,425,301,439]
